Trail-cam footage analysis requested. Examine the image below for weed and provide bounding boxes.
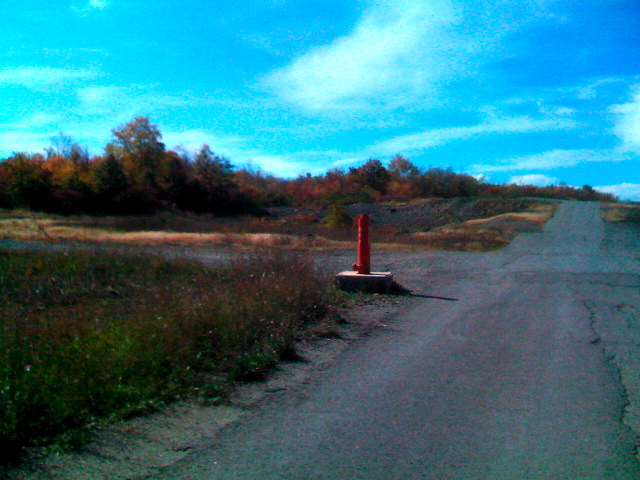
[0,248,332,461]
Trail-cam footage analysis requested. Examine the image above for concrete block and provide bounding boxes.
[335,271,394,294]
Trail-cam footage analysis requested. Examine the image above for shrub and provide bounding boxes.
[323,204,353,229]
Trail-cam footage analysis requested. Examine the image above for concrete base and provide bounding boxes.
[335,271,394,294]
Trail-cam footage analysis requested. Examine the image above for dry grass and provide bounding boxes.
[0,201,557,252]
[405,203,557,251]
[601,202,640,223]
[0,218,352,250]
[0,249,339,461]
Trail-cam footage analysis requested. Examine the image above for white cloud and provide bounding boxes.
[163,129,244,153]
[263,0,468,112]
[595,183,640,202]
[0,82,217,156]
[77,85,204,113]
[609,84,640,153]
[76,85,128,113]
[0,66,99,91]
[508,174,560,187]
[243,155,307,177]
[0,131,52,156]
[574,77,623,100]
[4,112,61,130]
[471,148,623,173]
[554,107,577,116]
[262,0,555,114]
[72,0,111,14]
[74,85,206,136]
[89,0,110,8]
[0,112,67,156]
[368,115,576,157]
[472,173,489,183]
[162,129,308,177]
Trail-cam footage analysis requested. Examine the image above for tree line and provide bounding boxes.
[0,117,616,215]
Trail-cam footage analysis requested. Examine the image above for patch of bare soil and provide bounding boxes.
[345,197,538,232]
[268,197,541,233]
[3,295,413,480]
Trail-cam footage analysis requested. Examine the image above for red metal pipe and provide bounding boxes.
[352,214,371,274]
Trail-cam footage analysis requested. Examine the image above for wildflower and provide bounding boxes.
[24,365,31,372]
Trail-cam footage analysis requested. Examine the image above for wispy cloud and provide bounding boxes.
[76,85,129,113]
[0,131,53,155]
[72,0,111,14]
[263,0,466,112]
[0,112,68,156]
[0,66,100,91]
[609,84,640,153]
[163,129,245,153]
[162,128,308,177]
[508,174,560,186]
[471,148,623,174]
[242,112,579,175]
[74,84,207,130]
[262,0,553,114]
[3,112,61,130]
[367,115,576,157]
[0,81,219,156]
[89,0,110,8]
[595,183,640,201]
[572,78,624,100]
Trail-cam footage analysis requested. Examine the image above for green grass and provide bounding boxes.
[0,249,335,461]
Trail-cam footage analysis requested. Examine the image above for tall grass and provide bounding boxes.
[602,202,640,225]
[0,249,331,460]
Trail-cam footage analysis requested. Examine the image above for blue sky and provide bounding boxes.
[2,0,640,199]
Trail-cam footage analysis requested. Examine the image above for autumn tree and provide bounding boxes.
[40,133,94,212]
[348,159,391,195]
[0,153,51,210]
[181,145,237,213]
[46,132,89,165]
[106,117,166,205]
[234,164,289,207]
[388,155,419,180]
[387,155,421,199]
[160,150,189,206]
[91,154,128,213]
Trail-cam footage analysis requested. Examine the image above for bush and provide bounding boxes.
[323,204,353,228]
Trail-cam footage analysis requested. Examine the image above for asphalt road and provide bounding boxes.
[150,201,640,479]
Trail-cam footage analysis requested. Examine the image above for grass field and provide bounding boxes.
[0,249,340,461]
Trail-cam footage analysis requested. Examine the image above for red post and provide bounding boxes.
[352,214,371,275]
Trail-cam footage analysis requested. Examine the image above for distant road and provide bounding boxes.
[148,201,640,479]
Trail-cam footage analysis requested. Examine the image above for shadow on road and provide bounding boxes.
[410,294,459,301]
